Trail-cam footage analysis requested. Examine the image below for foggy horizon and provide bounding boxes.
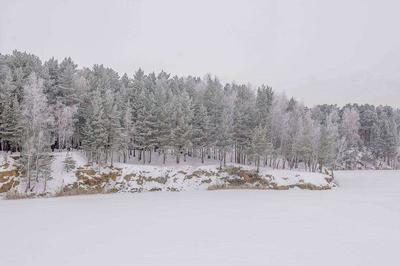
[2,0,400,107]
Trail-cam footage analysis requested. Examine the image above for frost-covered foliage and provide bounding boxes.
[0,50,399,194]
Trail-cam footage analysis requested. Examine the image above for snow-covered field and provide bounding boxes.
[1,170,399,266]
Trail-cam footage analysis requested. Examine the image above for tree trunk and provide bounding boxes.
[111,151,114,167]
[223,151,226,167]
[163,150,166,164]
[234,144,237,163]
[149,149,152,164]
[43,173,47,193]
[25,154,31,193]
[35,152,40,182]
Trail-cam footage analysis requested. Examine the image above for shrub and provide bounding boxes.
[63,155,76,172]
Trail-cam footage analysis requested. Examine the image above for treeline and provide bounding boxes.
[0,51,399,190]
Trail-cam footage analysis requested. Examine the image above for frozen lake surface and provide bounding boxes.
[1,170,399,266]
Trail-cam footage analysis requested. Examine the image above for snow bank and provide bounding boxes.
[61,162,334,195]
[1,151,335,198]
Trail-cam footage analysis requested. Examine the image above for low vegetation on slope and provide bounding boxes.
[0,156,20,194]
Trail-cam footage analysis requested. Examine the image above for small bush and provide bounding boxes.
[63,155,76,172]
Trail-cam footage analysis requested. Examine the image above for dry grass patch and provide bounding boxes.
[4,191,38,200]
[54,186,113,197]
[207,183,269,191]
[0,170,18,179]
[136,175,168,185]
[0,178,20,193]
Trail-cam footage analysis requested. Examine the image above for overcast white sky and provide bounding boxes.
[1,0,399,106]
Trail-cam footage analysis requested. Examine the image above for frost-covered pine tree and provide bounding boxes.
[232,84,256,164]
[192,102,209,163]
[255,85,273,129]
[172,90,193,163]
[250,126,271,173]
[0,73,23,151]
[156,87,174,164]
[107,101,125,166]
[135,87,159,164]
[203,76,223,151]
[90,90,108,164]
[63,153,76,172]
[121,100,135,163]
[57,57,78,106]
[216,106,233,168]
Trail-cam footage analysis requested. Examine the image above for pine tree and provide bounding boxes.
[250,126,271,172]
[0,71,18,151]
[203,76,223,147]
[63,153,76,172]
[135,87,159,164]
[43,57,59,105]
[9,95,24,150]
[156,87,174,164]
[91,90,108,164]
[120,99,134,163]
[232,84,256,164]
[57,57,78,106]
[192,102,209,163]
[172,90,193,163]
[255,85,273,128]
[216,106,233,168]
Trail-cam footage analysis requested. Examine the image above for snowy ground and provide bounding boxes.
[1,170,399,266]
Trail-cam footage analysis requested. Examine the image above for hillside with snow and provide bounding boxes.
[0,151,335,198]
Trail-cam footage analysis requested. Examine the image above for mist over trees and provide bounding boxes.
[0,51,399,189]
